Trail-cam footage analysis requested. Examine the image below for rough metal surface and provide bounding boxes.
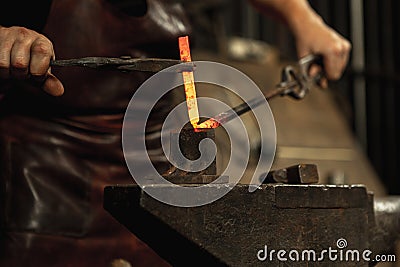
[263,164,319,184]
[50,57,193,72]
[161,128,223,185]
[370,196,400,258]
[167,128,216,176]
[160,175,229,184]
[103,184,389,267]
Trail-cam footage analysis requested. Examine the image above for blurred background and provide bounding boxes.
[179,0,400,197]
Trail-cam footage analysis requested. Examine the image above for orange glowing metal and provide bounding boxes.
[179,36,199,127]
[178,36,221,130]
[194,118,220,131]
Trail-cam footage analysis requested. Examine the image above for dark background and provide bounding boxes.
[182,0,400,195]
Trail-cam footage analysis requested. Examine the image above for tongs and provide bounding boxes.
[50,56,195,72]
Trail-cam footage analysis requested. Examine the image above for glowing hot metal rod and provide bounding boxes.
[179,36,200,128]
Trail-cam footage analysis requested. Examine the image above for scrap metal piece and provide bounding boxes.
[263,164,319,184]
[50,57,195,72]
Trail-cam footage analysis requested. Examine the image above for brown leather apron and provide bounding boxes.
[0,0,191,266]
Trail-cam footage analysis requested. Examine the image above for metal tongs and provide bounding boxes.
[277,54,324,100]
[50,56,195,72]
[50,54,323,125]
[198,54,325,125]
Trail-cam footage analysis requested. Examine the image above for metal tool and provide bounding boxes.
[263,164,319,184]
[197,54,324,126]
[50,56,195,72]
[278,53,324,100]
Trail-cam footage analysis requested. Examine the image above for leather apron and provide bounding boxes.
[0,0,191,266]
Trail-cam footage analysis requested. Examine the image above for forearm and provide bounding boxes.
[248,0,323,36]
[248,0,351,80]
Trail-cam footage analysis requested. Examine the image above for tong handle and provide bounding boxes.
[298,54,325,85]
[278,54,325,100]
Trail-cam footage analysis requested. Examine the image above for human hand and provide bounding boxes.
[0,26,64,96]
[248,0,351,87]
[292,15,351,83]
